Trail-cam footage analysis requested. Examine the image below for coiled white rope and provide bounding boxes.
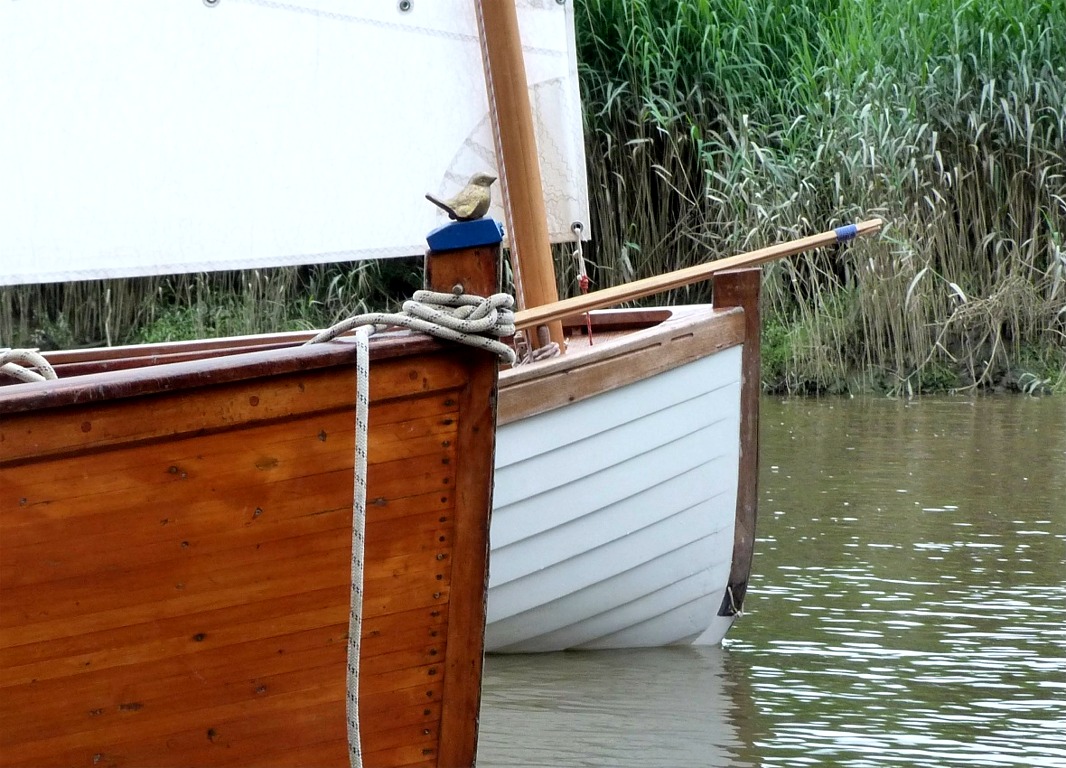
[305,289,518,365]
[0,348,58,383]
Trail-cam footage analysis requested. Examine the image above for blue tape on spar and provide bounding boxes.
[834,224,859,242]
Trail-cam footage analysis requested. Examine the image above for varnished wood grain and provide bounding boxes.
[1,354,467,464]
[2,341,496,765]
[437,345,496,767]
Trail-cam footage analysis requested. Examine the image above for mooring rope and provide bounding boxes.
[513,331,561,364]
[0,348,58,383]
[345,326,370,768]
[305,289,518,365]
[306,290,515,767]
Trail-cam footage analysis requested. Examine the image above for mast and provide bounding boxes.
[476,0,565,351]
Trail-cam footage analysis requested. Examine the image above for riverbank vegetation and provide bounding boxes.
[3,0,1064,394]
[575,0,1065,394]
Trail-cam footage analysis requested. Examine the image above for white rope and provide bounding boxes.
[0,348,58,383]
[305,290,518,365]
[345,327,370,768]
[313,291,515,767]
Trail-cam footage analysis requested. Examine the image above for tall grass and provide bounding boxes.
[3,0,1064,393]
[576,0,1066,393]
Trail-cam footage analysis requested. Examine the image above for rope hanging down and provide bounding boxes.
[1,348,58,383]
[305,290,517,365]
[306,290,515,768]
[345,327,371,768]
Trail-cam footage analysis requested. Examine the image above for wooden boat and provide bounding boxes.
[0,235,504,766]
[484,217,884,651]
[476,4,881,652]
[488,294,757,652]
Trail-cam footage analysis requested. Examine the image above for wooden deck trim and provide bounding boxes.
[497,305,745,425]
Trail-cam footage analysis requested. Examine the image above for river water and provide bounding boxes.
[477,396,1066,767]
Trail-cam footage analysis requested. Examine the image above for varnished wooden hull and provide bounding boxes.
[1,330,498,766]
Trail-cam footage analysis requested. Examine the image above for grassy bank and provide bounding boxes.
[3,0,1065,394]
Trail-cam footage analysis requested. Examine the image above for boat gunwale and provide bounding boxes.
[0,330,444,415]
[501,304,743,386]
[497,304,747,425]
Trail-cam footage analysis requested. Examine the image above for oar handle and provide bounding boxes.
[513,218,883,331]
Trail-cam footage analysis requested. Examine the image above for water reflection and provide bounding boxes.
[478,646,755,766]
[479,397,1066,767]
[728,396,1066,767]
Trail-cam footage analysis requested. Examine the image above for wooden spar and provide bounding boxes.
[475,0,565,350]
[513,218,884,331]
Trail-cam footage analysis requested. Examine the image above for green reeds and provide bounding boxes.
[1,259,421,350]
[575,0,1066,393]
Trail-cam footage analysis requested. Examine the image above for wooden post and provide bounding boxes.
[475,0,565,351]
[712,268,761,616]
[424,219,503,299]
[423,218,501,766]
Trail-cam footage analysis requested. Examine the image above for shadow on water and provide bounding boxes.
[478,396,1066,767]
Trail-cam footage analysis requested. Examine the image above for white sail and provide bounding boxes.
[0,0,589,285]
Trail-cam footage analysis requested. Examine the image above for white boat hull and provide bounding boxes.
[488,301,756,652]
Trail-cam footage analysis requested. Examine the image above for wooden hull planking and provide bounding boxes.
[1,241,503,767]
[3,269,763,668]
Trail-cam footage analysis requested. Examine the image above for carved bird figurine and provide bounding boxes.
[425,172,497,221]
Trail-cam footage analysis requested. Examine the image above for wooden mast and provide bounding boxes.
[475,0,565,350]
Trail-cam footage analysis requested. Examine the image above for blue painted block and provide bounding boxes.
[426,219,504,252]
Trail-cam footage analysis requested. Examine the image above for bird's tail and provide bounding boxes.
[425,194,457,219]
